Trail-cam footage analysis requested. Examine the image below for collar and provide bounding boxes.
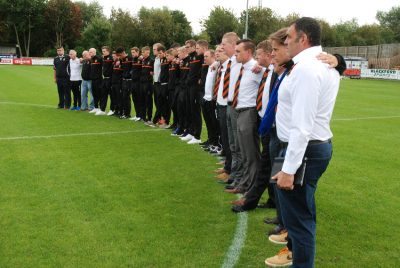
[292,46,322,64]
[242,58,256,69]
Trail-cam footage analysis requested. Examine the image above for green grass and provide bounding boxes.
[0,65,399,267]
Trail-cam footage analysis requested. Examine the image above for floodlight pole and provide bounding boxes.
[243,0,249,39]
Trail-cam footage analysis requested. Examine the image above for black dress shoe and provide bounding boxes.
[264,217,279,225]
[225,184,235,190]
[267,224,286,236]
[199,140,209,146]
[257,200,276,209]
[231,205,246,213]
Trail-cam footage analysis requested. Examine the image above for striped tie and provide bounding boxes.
[213,66,222,100]
[222,60,232,98]
[232,66,244,108]
[256,69,270,111]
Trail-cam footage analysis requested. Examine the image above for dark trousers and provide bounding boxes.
[159,84,169,122]
[269,127,284,226]
[131,80,140,117]
[277,141,333,267]
[101,78,111,111]
[242,134,271,209]
[166,89,176,126]
[201,99,219,145]
[185,87,192,132]
[112,82,122,115]
[121,79,132,117]
[177,88,187,129]
[56,77,70,108]
[153,83,168,124]
[236,108,261,192]
[139,82,153,122]
[70,80,81,108]
[216,105,232,174]
[188,84,203,139]
[153,82,161,123]
[92,78,102,109]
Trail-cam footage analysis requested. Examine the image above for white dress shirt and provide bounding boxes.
[235,58,265,109]
[203,63,217,101]
[258,64,274,118]
[69,58,82,81]
[227,55,241,101]
[217,60,229,106]
[276,46,340,174]
[153,57,161,82]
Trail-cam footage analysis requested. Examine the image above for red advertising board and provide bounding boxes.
[343,69,361,79]
[13,58,32,65]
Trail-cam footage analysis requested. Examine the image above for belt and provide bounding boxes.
[281,139,331,148]
[227,101,233,106]
[122,78,132,81]
[217,104,227,108]
[103,77,111,79]
[236,107,255,113]
[161,82,168,86]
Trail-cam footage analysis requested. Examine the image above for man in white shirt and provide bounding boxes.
[152,43,162,124]
[226,39,265,194]
[231,40,274,210]
[271,17,340,267]
[214,45,233,180]
[68,50,82,111]
[201,49,219,147]
[220,32,244,187]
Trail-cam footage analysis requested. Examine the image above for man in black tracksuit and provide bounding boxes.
[53,46,70,109]
[101,46,113,114]
[131,47,142,120]
[173,47,190,136]
[119,48,133,119]
[139,46,154,123]
[89,48,103,113]
[111,52,123,116]
[184,40,203,142]
[166,49,180,129]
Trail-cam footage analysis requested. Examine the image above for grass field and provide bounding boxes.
[0,65,399,267]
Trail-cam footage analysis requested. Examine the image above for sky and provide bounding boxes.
[85,0,399,34]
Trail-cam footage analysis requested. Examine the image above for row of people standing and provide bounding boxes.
[53,17,346,267]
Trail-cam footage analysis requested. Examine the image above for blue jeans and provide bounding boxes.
[81,80,94,110]
[276,141,333,268]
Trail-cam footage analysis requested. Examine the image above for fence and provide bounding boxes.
[324,43,400,69]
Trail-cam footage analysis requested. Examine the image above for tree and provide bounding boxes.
[239,7,281,44]
[318,19,336,47]
[81,16,111,50]
[332,19,359,46]
[202,6,239,45]
[377,6,400,41]
[0,0,46,56]
[44,0,83,48]
[75,0,104,28]
[170,10,192,45]
[109,8,141,49]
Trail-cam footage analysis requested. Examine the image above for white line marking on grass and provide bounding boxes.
[221,195,248,268]
[333,115,400,121]
[0,101,55,108]
[0,129,163,141]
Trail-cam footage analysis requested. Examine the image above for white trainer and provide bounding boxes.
[134,117,142,122]
[95,110,106,116]
[187,138,201,144]
[129,116,137,121]
[107,110,114,116]
[180,134,194,141]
